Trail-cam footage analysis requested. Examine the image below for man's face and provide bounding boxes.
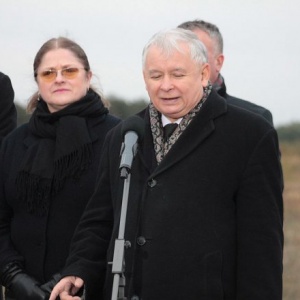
[192,29,224,84]
[143,43,209,122]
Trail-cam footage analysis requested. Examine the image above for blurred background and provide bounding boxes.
[1,0,300,127]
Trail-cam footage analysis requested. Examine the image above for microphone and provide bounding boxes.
[119,115,144,178]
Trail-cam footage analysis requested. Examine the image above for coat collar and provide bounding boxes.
[137,89,227,177]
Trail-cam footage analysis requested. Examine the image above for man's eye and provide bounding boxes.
[150,75,162,79]
[173,73,184,78]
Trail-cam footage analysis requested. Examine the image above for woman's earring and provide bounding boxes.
[37,92,41,101]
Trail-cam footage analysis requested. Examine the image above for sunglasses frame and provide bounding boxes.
[38,67,87,82]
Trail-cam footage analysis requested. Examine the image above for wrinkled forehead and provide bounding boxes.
[143,42,196,68]
[143,45,206,77]
[150,41,190,57]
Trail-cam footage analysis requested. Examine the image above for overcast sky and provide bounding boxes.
[1,0,299,126]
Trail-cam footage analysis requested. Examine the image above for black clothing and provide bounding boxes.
[0,72,17,145]
[62,90,283,299]
[0,91,120,298]
[217,77,273,124]
[163,123,178,140]
[16,90,108,215]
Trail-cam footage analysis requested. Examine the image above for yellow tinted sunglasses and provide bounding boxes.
[38,67,86,82]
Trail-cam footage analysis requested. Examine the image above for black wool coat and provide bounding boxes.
[218,77,274,125]
[0,113,120,284]
[0,72,17,145]
[64,90,283,300]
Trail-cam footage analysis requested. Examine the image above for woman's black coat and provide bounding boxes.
[0,112,120,284]
[64,90,283,300]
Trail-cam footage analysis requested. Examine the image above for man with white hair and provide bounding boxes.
[50,28,283,300]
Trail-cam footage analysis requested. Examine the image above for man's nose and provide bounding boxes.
[160,76,174,91]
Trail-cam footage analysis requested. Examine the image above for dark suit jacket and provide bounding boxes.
[0,72,17,145]
[218,78,273,125]
[63,90,283,300]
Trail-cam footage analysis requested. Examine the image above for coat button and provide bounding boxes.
[148,179,157,187]
[131,296,139,300]
[137,236,146,246]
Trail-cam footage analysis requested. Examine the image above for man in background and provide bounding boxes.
[178,19,274,124]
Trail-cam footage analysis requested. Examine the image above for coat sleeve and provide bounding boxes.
[0,137,24,276]
[0,73,17,144]
[236,127,283,299]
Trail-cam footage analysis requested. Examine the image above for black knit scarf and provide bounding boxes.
[16,90,108,215]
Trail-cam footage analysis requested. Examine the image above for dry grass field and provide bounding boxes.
[281,141,300,299]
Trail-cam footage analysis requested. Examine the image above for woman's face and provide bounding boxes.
[36,48,92,113]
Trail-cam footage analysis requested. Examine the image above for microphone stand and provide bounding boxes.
[111,167,132,300]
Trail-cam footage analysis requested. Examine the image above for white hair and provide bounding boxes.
[142,28,208,69]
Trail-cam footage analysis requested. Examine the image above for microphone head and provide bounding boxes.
[121,115,145,141]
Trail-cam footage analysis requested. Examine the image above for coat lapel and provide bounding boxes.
[150,90,227,178]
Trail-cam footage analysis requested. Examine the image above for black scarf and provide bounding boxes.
[16,90,108,215]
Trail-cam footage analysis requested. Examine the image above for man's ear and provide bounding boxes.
[215,54,224,72]
[201,63,210,87]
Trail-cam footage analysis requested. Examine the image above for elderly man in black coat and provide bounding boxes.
[50,28,283,300]
[0,72,17,145]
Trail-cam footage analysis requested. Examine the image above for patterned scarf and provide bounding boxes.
[16,90,108,215]
[149,84,212,164]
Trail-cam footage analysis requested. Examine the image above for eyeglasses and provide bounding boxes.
[37,67,87,82]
